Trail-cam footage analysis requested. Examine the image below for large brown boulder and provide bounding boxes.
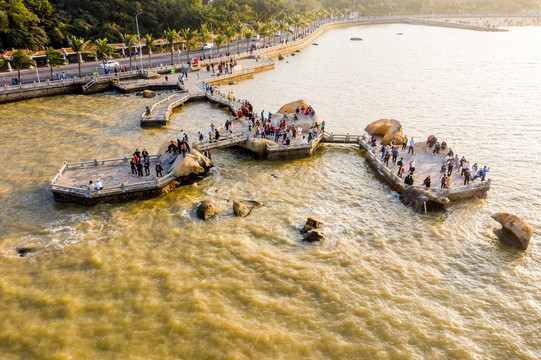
[171,150,212,178]
[197,201,217,220]
[233,200,262,217]
[491,213,532,250]
[364,119,400,136]
[277,100,309,114]
[301,217,322,234]
[382,122,404,145]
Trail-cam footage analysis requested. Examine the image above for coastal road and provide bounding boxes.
[1,35,292,86]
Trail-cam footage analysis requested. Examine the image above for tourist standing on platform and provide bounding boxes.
[464,169,471,185]
[392,149,399,164]
[423,176,431,188]
[409,159,416,174]
[440,175,447,188]
[384,151,390,166]
[403,135,408,150]
[137,161,143,176]
[130,158,137,175]
[408,137,415,154]
[481,166,489,181]
[144,158,150,176]
[198,132,204,144]
[397,158,404,175]
[210,122,215,136]
[404,174,414,186]
[156,162,163,177]
[95,179,103,190]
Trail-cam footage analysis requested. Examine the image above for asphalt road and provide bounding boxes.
[1,36,292,86]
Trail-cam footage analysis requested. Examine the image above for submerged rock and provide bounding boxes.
[197,201,217,220]
[350,37,363,41]
[303,229,325,243]
[143,90,155,98]
[278,54,284,60]
[15,246,38,257]
[301,217,322,234]
[364,119,400,136]
[233,200,262,217]
[491,213,532,250]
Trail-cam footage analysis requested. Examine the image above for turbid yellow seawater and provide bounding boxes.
[0,24,540,359]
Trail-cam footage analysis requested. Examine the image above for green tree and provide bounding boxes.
[215,33,225,55]
[180,28,196,64]
[164,28,179,65]
[224,26,235,55]
[232,22,245,54]
[279,21,288,43]
[95,38,113,67]
[45,46,65,78]
[144,34,156,68]
[121,33,137,71]
[199,24,210,58]
[69,36,91,77]
[244,29,253,52]
[9,49,35,84]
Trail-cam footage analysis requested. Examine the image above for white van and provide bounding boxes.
[252,35,260,41]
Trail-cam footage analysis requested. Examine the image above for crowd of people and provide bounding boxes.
[372,134,489,189]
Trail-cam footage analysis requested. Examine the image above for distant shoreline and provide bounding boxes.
[423,16,541,28]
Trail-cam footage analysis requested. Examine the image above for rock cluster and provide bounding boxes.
[364,119,400,136]
[401,187,450,213]
[491,213,532,250]
[301,217,324,242]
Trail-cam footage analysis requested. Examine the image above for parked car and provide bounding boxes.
[201,43,214,50]
[99,60,120,69]
[251,35,260,41]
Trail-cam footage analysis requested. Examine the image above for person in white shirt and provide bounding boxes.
[95,179,103,190]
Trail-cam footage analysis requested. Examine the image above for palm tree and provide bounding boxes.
[122,33,138,71]
[69,36,91,76]
[45,47,65,79]
[279,21,288,43]
[144,34,156,68]
[215,34,225,55]
[233,22,244,54]
[244,30,253,52]
[95,38,113,67]
[10,49,35,84]
[199,24,210,58]
[180,28,196,64]
[224,26,235,55]
[164,28,179,65]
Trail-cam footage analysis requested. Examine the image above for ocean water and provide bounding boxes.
[0,24,540,359]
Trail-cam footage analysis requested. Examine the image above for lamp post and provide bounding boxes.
[136,12,144,69]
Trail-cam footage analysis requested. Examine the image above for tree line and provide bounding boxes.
[1,0,538,51]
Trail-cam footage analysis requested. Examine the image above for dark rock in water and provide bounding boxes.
[233,200,262,217]
[491,213,532,250]
[397,33,403,35]
[143,90,155,98]
[197,201,217,220]
[312,43,319,46]
[229,81,237,85]
[271,174,278,178]
[15,246,37,257]
[301,217,322,234]
[402,187,449,213]
[350,37,363,41]
[278,54,284,60]
[295,50,300,52]
[303,229,325,243]
[290,53,296,56]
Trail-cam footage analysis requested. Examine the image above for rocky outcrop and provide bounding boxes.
[402,187,450,213]
[364,119,400,136]
[243,138,277,159]
[233,200,263,217]
[197,201,217,220]
[15,246,40,257]
[301,217,322,234]
[143,90,155,98]
[491,213,532,250]
[277,100,310,114]
[157,142,213,176]
[303,229,325,243]
[278,54,284,60]
[382,122,404,145]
